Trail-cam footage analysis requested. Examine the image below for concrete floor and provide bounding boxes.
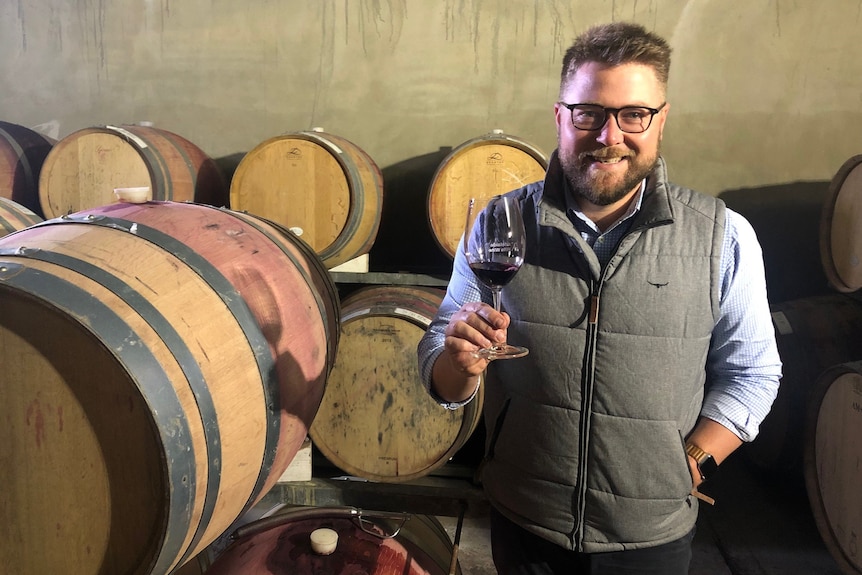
[436,452,845,575]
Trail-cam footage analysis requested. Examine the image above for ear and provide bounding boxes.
[656,101,670,141]
[554,102,565,134]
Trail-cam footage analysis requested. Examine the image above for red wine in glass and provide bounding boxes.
[463,196,529,360]
[468,262,520,288]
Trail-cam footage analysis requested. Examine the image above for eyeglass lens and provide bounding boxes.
[570,105,655,133]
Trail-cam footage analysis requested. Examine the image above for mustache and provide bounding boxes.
[579,148,633,161]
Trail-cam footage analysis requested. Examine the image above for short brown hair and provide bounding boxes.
[560,22,671,96]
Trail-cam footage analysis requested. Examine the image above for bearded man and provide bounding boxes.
[418,21,781,575]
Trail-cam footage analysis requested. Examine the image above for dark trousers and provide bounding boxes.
[490,507,695,575]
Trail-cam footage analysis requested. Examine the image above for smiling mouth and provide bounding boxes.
[584,153,629,166]
[591,156,625,164]
[580,148,631,165]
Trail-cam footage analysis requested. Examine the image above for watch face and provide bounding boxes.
[700,454,718,479]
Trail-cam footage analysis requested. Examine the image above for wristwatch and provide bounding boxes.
[685,443,718,481]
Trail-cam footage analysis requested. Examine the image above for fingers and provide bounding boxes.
[442,302,508,375]
[445,302,508,347]
[442,337,489,377]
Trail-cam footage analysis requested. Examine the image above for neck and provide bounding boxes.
[577,187,640,232]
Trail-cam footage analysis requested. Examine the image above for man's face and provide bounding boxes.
[555,61,668,208]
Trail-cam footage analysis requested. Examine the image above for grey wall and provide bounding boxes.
[3,0,857,301]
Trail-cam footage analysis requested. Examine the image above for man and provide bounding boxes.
[417,22,781,574]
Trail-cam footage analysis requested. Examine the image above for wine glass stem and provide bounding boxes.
[491,288,505,348]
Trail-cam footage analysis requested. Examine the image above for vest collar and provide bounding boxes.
[634,156,675,229]
[538,150,675,231]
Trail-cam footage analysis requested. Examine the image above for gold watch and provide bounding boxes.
[685,443,718,481]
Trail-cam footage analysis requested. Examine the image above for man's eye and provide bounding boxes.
[621,109,647,120]
[574,110,600,120]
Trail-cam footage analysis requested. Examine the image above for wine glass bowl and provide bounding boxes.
[463,195,529,360]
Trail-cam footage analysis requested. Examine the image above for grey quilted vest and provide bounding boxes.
[480,155,725,553]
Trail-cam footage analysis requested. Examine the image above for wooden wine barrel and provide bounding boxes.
[427,130,548,259]
[0,120,54,217]
[0,196,42,238]
[743,294,862,482]
[38,125,228,218]
[204,506,461,575]
[310,285,483,482]
[821,155,862,293]
[804,361,862,575]
[0,201,338,575]
[229,129,384,269]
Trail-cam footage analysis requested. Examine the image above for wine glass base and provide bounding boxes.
[474,344,529,361]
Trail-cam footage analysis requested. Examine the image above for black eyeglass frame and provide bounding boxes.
[558,102,667,133]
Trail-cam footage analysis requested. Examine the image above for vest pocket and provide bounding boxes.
[588,415,693,500]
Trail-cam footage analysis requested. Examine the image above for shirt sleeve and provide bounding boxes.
[702,208,783,442]
[417,235,489,409]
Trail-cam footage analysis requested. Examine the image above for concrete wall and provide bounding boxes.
[3,0,859,301]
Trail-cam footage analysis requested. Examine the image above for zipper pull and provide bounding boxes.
[589,293,599,324]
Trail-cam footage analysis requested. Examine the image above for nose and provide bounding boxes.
[595,111,625,146]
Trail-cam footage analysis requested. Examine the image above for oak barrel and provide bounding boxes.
[427,130,548,259]
[744,294,862,481]
[821,155,862,293]
[310,285,483,482]
[0,196,42,238]
[0,201,338,575]
[38,125,228,218]
[804,361,862,575]
[229,129,384,269]
[0,120,53,217]
[204,506,461,575]
[743,294,862,480]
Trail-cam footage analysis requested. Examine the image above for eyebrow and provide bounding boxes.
[570,101,655,108]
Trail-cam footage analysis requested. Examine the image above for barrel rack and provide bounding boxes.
[328,270,450,288]
[262,473,489,521]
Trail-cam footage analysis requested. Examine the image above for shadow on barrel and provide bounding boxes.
[371,148,455,275]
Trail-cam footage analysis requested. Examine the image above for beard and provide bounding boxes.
[559,145,659,207]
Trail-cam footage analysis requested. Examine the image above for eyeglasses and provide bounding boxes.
[558,102,667,133]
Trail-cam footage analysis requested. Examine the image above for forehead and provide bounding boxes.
[563,61,664,106]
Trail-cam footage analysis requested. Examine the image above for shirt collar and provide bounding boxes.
[565,178,647,234]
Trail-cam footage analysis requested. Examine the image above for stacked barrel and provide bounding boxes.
[0,121,51,236]
[744,155,862,575]
[425,129,548,259]
[229,128,384,270]
[201,507,462,575]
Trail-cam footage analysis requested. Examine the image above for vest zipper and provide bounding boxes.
[573,279,601,550]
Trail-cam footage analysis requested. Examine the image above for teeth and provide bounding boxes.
[594,157,623,164]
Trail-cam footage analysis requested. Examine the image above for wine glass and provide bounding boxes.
[463,195,529,360]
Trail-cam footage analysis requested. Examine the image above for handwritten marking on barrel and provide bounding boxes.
[25,398,45,448]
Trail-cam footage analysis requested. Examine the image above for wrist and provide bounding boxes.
[685,442,719,482]
[686,445,717,506]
